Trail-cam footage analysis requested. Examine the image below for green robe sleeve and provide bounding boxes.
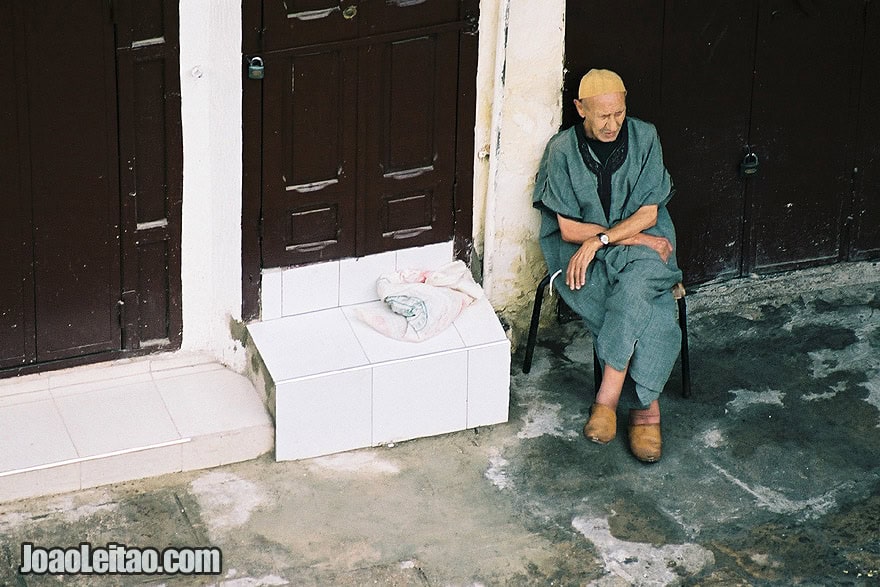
[621,122,675,218]
[532,130,584,221]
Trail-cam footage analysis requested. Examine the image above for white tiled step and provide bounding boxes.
[247,297,511,461]
[0,356,274,503]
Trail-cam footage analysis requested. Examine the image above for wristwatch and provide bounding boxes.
[597,232,610,247]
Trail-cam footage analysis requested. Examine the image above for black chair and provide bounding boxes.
[521,272,691,398]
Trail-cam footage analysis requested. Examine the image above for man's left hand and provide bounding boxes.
[640,234,673,263]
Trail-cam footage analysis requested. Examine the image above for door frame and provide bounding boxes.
[240,0,478,322]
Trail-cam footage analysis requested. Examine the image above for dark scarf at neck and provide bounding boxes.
[574,120,629,222]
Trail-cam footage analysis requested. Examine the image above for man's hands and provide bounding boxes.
[637,234,673,263]
[565,233,673,291]
[557,206,670,291]
[566,238,602,290]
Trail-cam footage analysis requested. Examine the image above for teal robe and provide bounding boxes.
[532,117,682,408]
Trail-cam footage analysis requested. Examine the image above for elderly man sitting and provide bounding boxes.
[532,69,682,463]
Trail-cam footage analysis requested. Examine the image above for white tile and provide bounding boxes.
[247,309,369,382]
[466,342,511,428]
[372,351,468,444]
[48,359,151,389]
[282,261,340,315]
[395,241,454,271]
[0,373,49,397]
[50,372,155,399]
[275,370,372,461]
[453,296,508,346]
[150,362,226,381]
[149,351,218,373]
[182,426,274,471]
[261,269,283,320]
[156,369,271,437]
[55,382,181,457]
[0,400,79,471]
[0,463,81,503]
[339,251,397,306]
[342,302,465,363]
[0,388,52,409]
[80,444,183,490]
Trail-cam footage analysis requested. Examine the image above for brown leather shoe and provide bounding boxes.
[629,423,662,462]
[583,403,616,444]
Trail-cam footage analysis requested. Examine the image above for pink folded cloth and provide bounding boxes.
[356,260,483,342]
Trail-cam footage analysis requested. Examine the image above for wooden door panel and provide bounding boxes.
[748,0,862,272]
[262,48,358,266]
[360,0,461,36]
[562,0,664,131]
[361,32,457,254]
[24,0,121,360]
[116,0,183,348]
[851,0,880,260]
[661,0,757,283]
[0,2,30,367]
[263,0,358,51]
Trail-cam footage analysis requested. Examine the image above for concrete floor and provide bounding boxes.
[1,261,879,586]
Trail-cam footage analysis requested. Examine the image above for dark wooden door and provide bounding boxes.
[660,1,757,282]
[0,0,182,372]
[0,1,31,366]
[257,0,472,268]
[851,0,880,260]
[6,0,122,364]
[747,0,863,273]
[565,0,879,284]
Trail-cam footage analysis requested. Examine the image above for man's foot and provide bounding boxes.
[583,403,616,444]
[628,423,661,462]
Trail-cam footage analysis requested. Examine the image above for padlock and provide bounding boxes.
[740,152,759,177]
[248,57,264,80]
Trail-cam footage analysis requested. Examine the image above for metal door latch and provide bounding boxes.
[248,57,264,80]
[740,150,759,177]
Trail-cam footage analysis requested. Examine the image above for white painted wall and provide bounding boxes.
[474,0,566,330]
[178,0,246,368]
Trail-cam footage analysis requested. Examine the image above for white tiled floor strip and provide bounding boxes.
[0,354,274,503]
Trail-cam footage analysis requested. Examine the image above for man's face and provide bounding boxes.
[575,92,627,142]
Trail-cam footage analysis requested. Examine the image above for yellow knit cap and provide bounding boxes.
[578,69,626,99]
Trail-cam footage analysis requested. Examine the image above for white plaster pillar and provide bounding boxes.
[178,0,245,367]
[474,0,566,329]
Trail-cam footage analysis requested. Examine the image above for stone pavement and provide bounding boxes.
[1,261,879,586]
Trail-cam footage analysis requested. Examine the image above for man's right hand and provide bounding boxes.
[566,238,602,290]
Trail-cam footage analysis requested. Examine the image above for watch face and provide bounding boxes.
[599,233,610,245]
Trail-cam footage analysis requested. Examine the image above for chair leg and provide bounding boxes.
[592,345,602,394]
[522,273,552,374]
[677,295,691,398]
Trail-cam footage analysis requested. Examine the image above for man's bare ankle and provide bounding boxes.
[629,409,660,425]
